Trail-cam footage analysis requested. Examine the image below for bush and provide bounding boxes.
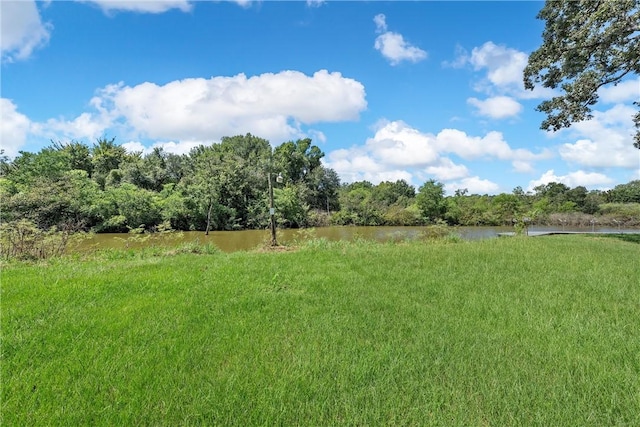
[0,220,89,261]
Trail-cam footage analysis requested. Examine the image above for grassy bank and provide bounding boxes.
[2,236,639,425]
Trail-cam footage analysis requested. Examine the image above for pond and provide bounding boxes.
[79,225,639,253]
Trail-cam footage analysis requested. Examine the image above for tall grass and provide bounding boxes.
[2,236,639,425]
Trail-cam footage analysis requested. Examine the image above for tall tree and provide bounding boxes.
[273,138,323,184]
[92,137,128,189]
[305,165,341,212]
[524,0,640,148]
[416,179,446,223]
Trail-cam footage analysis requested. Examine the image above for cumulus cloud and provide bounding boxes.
[528,169,614,191]
[373,14,427,66]
[325,120,548,188]
[434,127,551,163]
[467,96,522,119]
[35,70,366,147]
[40,111,115,142]
[445,176,500,195]
[324,147,414,184]
[0,99,31,157]
[450,41,555,100]
[511,160,535,174]
[468,42,527,90]
[109,70,365,141]
[0,0,52,62]
[364,121,439,167]
[598,78,640,104]
[122,140,204,155]
[425,158,470,181]
[558,104,639,169]
[77,1,193,14]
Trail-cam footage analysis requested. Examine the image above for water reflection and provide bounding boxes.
[80,225,639,253]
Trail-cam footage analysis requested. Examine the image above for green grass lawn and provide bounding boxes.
[2,236,639,425]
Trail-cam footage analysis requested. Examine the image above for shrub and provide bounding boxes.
[0,219,89,261]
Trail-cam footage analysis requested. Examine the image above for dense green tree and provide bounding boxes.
[524,0,640,148]
[305,165,341,212]
[583,190,605,214]
[7,147,71,187]
[492,193,524,224]
[1,170,99,229]
[58,140,93,175]
[372,180,415,207]
[3,132,640,234]
[92,137,129,189]
[274,183,310,228]
[606,180,640,203]
[416,180,446,223]
[94,183,161,232]
[565,185,588,211]
[335,182,383,226]
[119,147,176,192]
[533,182,573,212]
[158,183,193,231]
[273,138,323,184]
[186,145,224,233]
[0,150,11,177]
[215,134,272,229]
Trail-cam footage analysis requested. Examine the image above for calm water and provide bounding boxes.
[79,225,638,253]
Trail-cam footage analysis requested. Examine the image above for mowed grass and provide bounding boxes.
[2,236,639,425]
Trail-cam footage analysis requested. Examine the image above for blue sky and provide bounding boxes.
[2,0,639,194]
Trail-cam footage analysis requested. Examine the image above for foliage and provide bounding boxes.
[416,179,446,223]
[0,219,88,260]
[598,203,640,225]
[274,184,310,228]
[2,136,639,234]
[524,0,640,148]
[606,180,640,203]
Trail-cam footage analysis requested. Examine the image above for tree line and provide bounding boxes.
[1,135,639,234]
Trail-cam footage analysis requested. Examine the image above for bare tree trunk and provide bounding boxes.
[269,172,277,246]
[205,196,213,236]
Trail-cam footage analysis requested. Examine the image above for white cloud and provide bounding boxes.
[325,120,548,187]
[121,141,147,153]
[511,160,535,174]
[0,99,31,157]
[365,120,439,167]
[306,0,326,8]
[153,140,205,154]
[77,1,193,14]
[0,0,52,62]
[308,129,327,143]
[528,169,614,191]
[123,140,204,155]
[425,158,469,181]
[558,104,639,169]
[40,70,366,145]
[599,78,640,104]
[445,176,500,195]
[433,128,550,164]
[467,96,522,119]
[451,41,555,100]
[373,13,387,32]
[231,0,253,8]
[324,148,390,184]
[468,42,527,89]
[442,44,468,69]
[42,111,114,141]
[373,14,427,66]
